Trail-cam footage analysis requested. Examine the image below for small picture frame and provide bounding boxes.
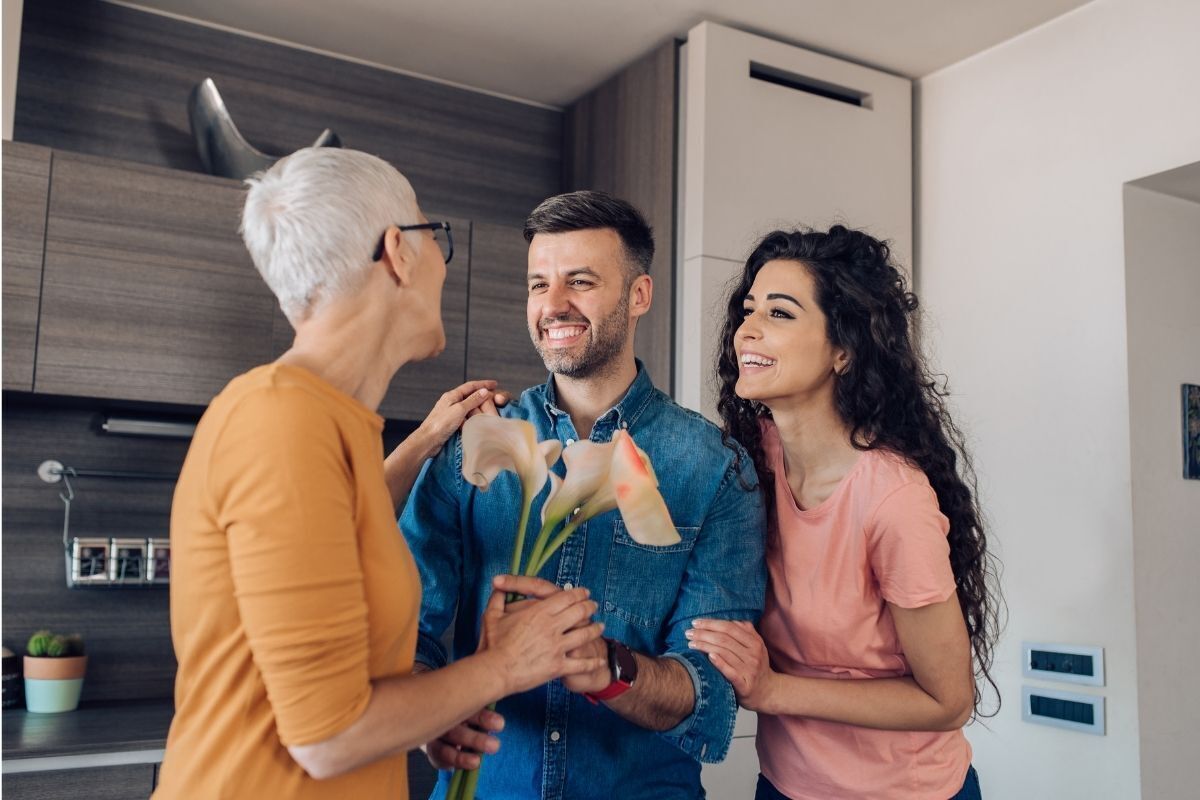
[110,538,149,584]
[1185,384,1200,480]
[70,537,111,585]
[147,538,171,585]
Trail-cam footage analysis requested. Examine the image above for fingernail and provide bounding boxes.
[478,388,489,396]
[684,629,694,639]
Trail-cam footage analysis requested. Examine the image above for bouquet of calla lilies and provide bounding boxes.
[446,415,680,800]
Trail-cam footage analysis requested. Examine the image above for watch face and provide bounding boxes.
[611,640,638,685]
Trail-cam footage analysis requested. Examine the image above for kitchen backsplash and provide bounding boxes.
[2,394,416,703]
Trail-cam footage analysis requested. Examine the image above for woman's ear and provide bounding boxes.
[833,348,851,376]
[379,226,416,288]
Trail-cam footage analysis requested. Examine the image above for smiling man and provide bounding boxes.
[399,190,766,800]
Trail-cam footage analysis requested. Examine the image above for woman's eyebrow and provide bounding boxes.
[766,292,802,307]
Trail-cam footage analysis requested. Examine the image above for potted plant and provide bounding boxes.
[24,630,87,713]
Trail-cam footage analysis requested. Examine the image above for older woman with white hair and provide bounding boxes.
[153,148,606,800]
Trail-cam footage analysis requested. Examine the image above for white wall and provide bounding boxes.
[1123,179,1200,800]
[2,0,23,140]
[917,1,1200,797]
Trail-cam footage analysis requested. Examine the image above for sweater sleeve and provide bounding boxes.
[866,481,957,609]
[210,385,373,747]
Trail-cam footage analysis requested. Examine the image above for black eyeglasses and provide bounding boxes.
[373,221,454,265]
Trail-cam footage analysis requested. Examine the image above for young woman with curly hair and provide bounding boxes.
[689,225,1000,800]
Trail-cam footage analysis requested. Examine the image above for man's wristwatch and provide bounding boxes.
[584,638,638,705]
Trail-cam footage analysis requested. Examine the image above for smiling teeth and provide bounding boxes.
[741,354,776,366]
[548,326,586,340]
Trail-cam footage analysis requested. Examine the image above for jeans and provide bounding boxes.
[754,766,982,799]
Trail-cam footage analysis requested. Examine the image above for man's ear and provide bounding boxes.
[629,273,653,319]
[379,226,416,288]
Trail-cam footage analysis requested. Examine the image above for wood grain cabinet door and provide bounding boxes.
[3,764,156,800]
[2,142,52,391]
[467,223,548,395]
[35,152,276,405]
[266,214,471,422]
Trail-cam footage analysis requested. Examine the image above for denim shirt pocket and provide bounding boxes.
[603,521,700,629]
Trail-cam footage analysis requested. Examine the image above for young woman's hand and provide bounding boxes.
[687,619,778,712]
[479,575,606,696]
[411,379,501,462]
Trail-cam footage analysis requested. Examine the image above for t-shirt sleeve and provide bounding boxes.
[865,480,956,609]
[209,385,372,747]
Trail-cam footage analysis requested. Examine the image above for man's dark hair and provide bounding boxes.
[523,190,654,280]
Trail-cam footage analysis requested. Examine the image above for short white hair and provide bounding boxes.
[240,147,422,321]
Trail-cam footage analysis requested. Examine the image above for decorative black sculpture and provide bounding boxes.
[187,78,342,180]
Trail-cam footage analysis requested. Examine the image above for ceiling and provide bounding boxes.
[116,0,1092,108]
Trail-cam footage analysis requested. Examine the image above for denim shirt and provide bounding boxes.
[400,363,766,800]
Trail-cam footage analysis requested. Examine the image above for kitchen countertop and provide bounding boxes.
[2,699,173,760]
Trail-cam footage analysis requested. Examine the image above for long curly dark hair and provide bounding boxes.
[716,225,1002,718]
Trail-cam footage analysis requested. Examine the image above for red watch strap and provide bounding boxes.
[584,679,633,705]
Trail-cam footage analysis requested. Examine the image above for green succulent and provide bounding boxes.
[26,630,53,657]
[26,630,85,658]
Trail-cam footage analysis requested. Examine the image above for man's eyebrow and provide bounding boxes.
[527,267,603,281]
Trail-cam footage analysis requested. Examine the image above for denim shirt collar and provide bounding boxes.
[539,358,656,434]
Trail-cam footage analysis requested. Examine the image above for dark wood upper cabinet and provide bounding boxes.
[467,223,548,395]
[269,216,472,421]
[2,141,52,391]
[35,152,277,406]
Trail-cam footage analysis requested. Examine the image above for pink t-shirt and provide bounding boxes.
[756,421,971,800]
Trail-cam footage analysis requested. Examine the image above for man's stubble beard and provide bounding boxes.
[531,290,631,381]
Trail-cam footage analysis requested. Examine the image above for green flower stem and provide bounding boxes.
[524,518,561,579]
[528,519,580,576]
[461,759,482,800]
[509,490,535,576]
[452,699,497,800]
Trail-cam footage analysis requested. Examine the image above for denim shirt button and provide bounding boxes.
[565,438,575,446]
[563,582,574,590]
[550,730,561,742]
[604,601,615,611]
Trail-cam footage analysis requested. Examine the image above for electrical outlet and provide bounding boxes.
[1022,685,1105,735]
[1022,641,1104,686]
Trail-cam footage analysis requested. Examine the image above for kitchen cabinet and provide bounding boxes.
[6,146,537,420]
[2,142,52,391]
[34,151,277,406]
[467,222,548,394]
[2,763,155,799]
